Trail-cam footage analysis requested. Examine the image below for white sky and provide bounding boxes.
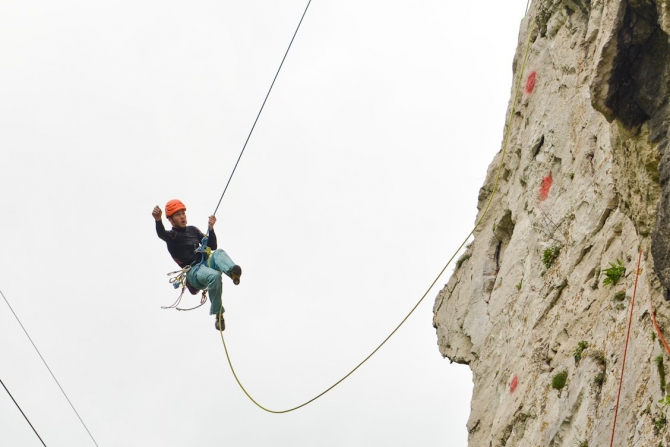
[0,1,528,445]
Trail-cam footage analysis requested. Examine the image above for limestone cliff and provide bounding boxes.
[432,1,670,445]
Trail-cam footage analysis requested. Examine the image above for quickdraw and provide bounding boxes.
[163,264,208,311]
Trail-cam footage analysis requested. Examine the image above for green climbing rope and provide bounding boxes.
[218,17,537,414]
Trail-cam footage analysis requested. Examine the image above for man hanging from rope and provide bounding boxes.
[153,199,242,331]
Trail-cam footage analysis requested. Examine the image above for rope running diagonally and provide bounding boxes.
[0,289,99,446]
[172,0,313,310]
[609,249,643,447]
[211,0,313,218]
[217,17,538,413]
[191,0,312,280]
[1,377,48,447]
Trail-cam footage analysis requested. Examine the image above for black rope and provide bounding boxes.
[0,378,47,447]
[0,289,99,447]
[212,0,313,216]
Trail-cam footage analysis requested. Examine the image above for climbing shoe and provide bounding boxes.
[215,315,225,331]
[231,265,242,285]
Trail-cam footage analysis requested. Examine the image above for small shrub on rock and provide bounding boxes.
[573,341,589,365]
[552,370,568,391]
[543,246,561,269]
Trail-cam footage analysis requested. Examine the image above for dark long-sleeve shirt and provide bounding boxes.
[155,221,218,267]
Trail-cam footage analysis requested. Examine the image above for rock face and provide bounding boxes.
[432,1,670,445]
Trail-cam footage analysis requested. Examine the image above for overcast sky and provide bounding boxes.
[1,1,528,445]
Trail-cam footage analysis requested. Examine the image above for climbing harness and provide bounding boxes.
[609,249,643,447]
[213,16,538,413]
[162,227,217,310]
[162,230,215,310]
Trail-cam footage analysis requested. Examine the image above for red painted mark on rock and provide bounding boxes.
[539,172,553,202]
[525,71,537,94]
[510,375,519,393]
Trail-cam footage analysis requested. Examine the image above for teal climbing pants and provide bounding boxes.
[186,249,236,315]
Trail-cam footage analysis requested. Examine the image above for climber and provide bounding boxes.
[153,199,242,331]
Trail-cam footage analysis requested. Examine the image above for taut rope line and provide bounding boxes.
[212,0,313,217]
[170,0,313,313]
[1,289,99,446]
[0,377,47,447]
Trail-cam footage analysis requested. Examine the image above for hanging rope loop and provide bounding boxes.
[216,15,538,414]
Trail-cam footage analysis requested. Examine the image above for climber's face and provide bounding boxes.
[168,210,187,229]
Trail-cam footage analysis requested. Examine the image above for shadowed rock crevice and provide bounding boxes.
[611,5,667,128]
[592,1,670,130]
[494,210,516,269]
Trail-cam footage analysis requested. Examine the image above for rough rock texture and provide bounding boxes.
[432,1,670,445]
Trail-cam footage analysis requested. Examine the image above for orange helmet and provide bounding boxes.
[165,199,186,217]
